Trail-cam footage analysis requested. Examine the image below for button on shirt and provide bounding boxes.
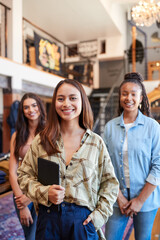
[103,110,160,212]
[18,129,119,239]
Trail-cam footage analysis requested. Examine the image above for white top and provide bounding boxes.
[123,122,135,188]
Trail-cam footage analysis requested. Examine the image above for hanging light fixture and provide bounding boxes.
[131,0,160,27]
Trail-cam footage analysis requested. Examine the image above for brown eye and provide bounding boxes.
[32,103,38,108]
[70,97,77,100]
[57,97,63,101]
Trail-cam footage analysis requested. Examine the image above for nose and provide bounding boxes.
[126,94,132,100]
[63,98,70,106]
[28,106,34,112]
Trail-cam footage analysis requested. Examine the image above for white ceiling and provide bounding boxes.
[23,0,138,43]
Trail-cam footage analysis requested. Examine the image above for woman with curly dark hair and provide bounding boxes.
[9,93,46,240]
[104,72,160,240]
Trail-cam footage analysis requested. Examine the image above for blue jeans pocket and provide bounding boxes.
[84,222,98,240]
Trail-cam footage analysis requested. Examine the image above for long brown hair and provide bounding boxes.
[118,72,151,116]
[40,79,93,155]
[14,93,46,159]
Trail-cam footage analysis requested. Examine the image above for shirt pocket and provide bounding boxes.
[74,158,97,179]
[71,158,98,191]
[132,137,152,161]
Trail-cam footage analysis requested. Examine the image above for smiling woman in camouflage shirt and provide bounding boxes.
[18,79,119,240]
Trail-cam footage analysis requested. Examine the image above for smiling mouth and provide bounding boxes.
[125,103,134,107]
[29,113,36,116]
[62,109,74,112]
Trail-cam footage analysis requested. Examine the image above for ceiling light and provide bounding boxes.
[131,0,160,27]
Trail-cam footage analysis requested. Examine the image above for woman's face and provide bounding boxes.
[120,82,142,114]
[23,98,40,121]
[55,83,82,123]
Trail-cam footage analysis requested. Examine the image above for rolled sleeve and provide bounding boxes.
[148,122,160,184]
[89,142,119,229]
[146,174,160,186]
[89,209,105,230]
[17,135,51,208]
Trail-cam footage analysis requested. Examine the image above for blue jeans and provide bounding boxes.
[13,196,37,240]
[36,202,99,240]
[105,207,158,240]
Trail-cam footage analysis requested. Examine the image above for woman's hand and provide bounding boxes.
[48,185,65,205]
[19,207,33,227]
[15,194,31,209]
[117,190,129,215]
[83,216,92,225]
[123,197,143,217]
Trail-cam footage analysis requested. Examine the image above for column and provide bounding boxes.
[3,90,21,153]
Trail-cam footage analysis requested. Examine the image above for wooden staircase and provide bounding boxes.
[89,87,119,136]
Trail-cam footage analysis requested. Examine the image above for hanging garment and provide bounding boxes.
[7,100,20,136]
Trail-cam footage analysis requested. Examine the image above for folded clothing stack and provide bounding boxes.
[0,170,6,184]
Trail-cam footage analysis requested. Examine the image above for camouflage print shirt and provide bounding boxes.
[18,129,119,240]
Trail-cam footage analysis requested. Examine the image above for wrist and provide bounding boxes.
[117,191,124,201]
[14,194,23,199]
[137,195,145,204]
[19,206,26,210]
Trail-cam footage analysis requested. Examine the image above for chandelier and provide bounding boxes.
[131,0,160,27]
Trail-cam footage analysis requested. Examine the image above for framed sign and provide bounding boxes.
[78,40,97,57]
[34,32,61,73]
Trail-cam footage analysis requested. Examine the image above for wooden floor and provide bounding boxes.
[129,208,160,240]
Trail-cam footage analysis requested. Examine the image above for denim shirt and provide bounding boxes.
[103,110,160,212]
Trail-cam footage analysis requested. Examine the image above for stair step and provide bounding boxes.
[88,86,119,136]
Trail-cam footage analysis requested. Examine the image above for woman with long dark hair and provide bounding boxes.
[9,93,46,240]
[104,72,160,240]
[18,79,119,240]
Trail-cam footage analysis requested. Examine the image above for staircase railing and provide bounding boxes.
[92,70,123,136]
